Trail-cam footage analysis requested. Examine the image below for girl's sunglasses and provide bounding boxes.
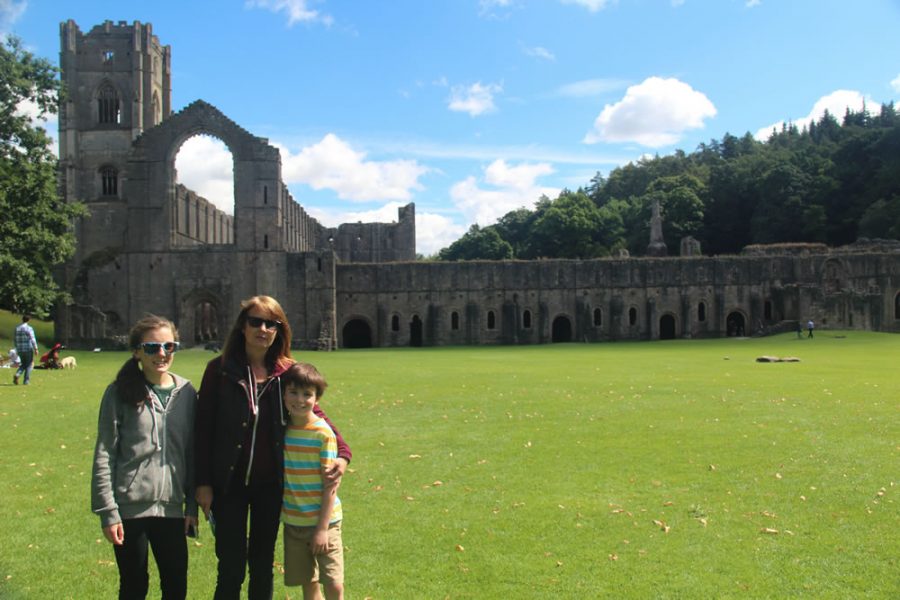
[138,341,180,355]
[246,316,282,330]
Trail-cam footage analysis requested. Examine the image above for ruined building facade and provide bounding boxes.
[56,21,900,349]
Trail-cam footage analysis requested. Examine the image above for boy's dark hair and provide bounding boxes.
[282,362,328,398]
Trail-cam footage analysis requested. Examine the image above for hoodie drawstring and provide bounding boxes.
[244,367,279,485]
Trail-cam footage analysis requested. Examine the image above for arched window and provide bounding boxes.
[100,167,118,196]
[451,311,459,330]
[629,307,637,326]
[523,310,532,329]
[151,91,161,126]
[97,83,120,124]
[593,308,602,327]
[764,300,773,320]
[895,292,900,319]
[487,311,496,330]
[391,315,400,332]
[698,302,706,322]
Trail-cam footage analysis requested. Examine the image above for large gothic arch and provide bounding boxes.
[125,100,283,252]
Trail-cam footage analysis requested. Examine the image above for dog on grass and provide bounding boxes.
[60,356,77,369]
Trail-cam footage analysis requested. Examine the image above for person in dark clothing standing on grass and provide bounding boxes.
[13,314,38,385]
[194,296,351,600]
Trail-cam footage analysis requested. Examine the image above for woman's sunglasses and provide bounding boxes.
[246,316,282,330]
[138,341,180,355]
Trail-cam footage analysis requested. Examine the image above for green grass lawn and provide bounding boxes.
[1,332,897,598]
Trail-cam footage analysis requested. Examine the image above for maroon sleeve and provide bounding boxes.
[314,404,352,464]
[194,358,222,486]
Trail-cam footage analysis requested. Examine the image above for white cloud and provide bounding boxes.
[449,82,502,116]
[479,0,516,18]
[450,159,558,226]
[671,0,685,6]
[754,89,871,140]
[0,0,27,36]
[175,135,235,214]
[560,0,615,12]
[245,0,332,26]
[523,45,555,61]
[891,74,900,94]
[278,133,429,202]
[746,0,761,7]
[584,76,717,147]
[556,78,629,98]
[13,98,58,153]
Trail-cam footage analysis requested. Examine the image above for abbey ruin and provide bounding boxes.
[56,20,900,349]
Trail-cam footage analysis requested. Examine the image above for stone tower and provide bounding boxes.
[58,20,171,262]
[646,198,668,257]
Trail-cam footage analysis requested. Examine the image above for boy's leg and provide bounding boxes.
[113,518,151,600]
[302,582,324,600]
[283,524,318,593]
[246,481,282,600]
[147,517,188,600]
[317,523,344,600]
[212,489,251,600]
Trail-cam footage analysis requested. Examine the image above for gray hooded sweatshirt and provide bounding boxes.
[91,373,198,528]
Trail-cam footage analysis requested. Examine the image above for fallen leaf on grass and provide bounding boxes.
[760,528,779,534]
[409,454,421,459]
[455,544,465,552]
[609,554,618,561]
[652,520,671,533]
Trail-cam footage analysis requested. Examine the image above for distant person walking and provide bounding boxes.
[796,321,803,339]
[13,314,38,385]
[807,319,815,338]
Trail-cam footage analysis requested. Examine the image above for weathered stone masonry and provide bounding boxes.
[56,20,900,349]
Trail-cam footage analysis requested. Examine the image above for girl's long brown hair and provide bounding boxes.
[221,295,293,373]
[115,315,179,407]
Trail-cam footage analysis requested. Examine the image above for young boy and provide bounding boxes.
[281,363,345,600]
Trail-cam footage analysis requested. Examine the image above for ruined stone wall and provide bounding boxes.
[333,249,900,348]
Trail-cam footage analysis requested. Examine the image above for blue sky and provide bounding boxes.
[5,0,900,255]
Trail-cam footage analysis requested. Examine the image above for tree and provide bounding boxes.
[530,190,605,258]
[437,224,513,261]
[0,37,84,316]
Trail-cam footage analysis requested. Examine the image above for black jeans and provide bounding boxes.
[212,481,282,600]
[113,517,187,600]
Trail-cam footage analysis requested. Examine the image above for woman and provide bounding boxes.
[194,296,351,600]
[91,315,197,599]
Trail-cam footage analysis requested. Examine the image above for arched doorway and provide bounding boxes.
[342,319,372,348]
[194,301,219,343]
[551,316,573,342]
[726,312,746,337]
[410,315,423,347]
[659,314,676,340]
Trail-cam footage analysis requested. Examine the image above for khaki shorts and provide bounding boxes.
[283,521,344,586]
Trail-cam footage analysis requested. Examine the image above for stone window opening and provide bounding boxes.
[764,300,773,321]
[97,83,120,124]
[263,185,267,205]
[698,302,706,322]
[102,49,114,64]
[451,311,459,330]
[895,292,900,319]
[391,314,400,332]
[523,309,532,329]
[264,234,269,249]
[487,310,496,330]
[100,166,118,196]
[629,307,637,326]
[592,308,602,327]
